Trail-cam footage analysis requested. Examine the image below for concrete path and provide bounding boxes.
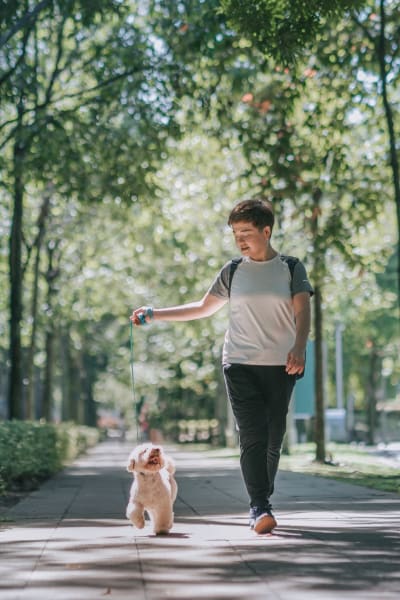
[1,440,399,599]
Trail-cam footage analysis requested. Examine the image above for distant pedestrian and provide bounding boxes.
[131,198,313,534]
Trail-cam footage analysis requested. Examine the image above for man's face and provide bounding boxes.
[231,220,271,261]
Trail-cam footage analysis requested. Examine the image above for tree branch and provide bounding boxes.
[0,19,31,88]
[42,14,68,107]
[0,0,52,50]
[350,13,377,49]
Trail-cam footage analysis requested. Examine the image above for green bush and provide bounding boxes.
[0,421,100,495]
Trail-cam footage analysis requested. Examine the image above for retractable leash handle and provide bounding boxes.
[137,306,154,325]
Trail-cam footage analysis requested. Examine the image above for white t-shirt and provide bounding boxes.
[208,255,313,365]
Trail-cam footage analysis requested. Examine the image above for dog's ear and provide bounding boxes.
[127,458,135,473]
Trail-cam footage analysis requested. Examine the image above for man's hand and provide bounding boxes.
[286,345,305,376]
[130,306,154,326]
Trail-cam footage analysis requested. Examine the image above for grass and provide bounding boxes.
[199,442,400,495]
[279,443,400,494]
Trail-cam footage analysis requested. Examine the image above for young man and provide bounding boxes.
[131,199,313,534]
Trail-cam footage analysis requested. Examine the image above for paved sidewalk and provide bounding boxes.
[1,440,400,600]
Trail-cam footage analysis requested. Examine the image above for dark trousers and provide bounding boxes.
[223,364,296,508]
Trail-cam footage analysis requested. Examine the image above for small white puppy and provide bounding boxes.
[125,443,178,535]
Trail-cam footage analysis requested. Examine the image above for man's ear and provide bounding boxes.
[127,459,135,473]
[263,225,271,239]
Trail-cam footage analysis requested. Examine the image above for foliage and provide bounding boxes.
[0,420,100,495]
[1,1,182,202]
[219,0,367,63]
[118,132,249,426]
[328,243,399,410]
[0,0,398,450]
[1,0,191,419]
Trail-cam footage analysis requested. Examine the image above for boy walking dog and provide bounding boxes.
[131,199,313,534]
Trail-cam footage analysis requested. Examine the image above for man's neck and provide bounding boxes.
[251,245,277,262]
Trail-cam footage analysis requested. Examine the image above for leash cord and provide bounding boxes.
[129,321,140,442]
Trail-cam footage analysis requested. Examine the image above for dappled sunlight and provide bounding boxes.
[2,442,400,598]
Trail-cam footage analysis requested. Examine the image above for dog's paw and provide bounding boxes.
[153,518,173,535]
[130,515,145,529]
[126,503,146,529]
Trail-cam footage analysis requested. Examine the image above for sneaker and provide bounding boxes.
[249,505,277,534]
[249,506,258,529]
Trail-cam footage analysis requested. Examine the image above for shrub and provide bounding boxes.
[0,421,100,494]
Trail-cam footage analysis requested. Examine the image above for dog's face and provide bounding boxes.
[127,443,166,474]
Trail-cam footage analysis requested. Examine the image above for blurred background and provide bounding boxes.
[1,1,399,464]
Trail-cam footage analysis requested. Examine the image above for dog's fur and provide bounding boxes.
[125,443,177,535]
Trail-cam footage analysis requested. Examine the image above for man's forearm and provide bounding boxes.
[292,292,311,352]
[153,302,210,322]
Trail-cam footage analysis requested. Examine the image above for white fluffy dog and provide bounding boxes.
[125,443,177,535]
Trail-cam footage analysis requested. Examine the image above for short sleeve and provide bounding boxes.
[207,261,231,299]
[292,261,314,297]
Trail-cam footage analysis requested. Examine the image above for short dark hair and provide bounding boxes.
[228,198,274,230]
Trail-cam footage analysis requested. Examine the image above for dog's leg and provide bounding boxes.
[150,504,174,535]
[164,456,176,475]
[126,501,146,529]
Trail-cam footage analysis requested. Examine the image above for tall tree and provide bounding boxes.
[350,1,400,309]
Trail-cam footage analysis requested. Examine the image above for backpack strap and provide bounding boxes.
[279,255,299,294]
[228,257,243,297]
[228,255,299,296]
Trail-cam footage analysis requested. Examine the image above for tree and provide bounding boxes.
[350,1,400,310]
[1,1,182,419]
[221,0,400,305]
[330,246,399,444]
[118,132,250,429]
[214,3,398,458]
[1,0,396,445]
[125,0,398,454]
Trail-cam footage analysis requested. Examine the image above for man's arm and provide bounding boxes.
[131,292,227,325]
[286,291,311,376]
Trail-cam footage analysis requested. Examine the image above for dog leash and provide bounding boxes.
[129,308,154,442]
[129,321,140,442]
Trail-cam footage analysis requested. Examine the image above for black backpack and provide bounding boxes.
[227,255,300,297]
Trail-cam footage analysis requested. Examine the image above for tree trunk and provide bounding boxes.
[313,285,326,461]
[83,352,97,427]
[42,326,55,421]
[60,328,71,421]
[59,327,84,424]
[8,122,25,419]
[311,188,326,462]
[69,351,81,423]
[377,0,400,313]
[366,344,379,446]
[41,239,59,421]
[26,194,51,419]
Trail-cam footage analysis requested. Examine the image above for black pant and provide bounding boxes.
[223,364,296,508]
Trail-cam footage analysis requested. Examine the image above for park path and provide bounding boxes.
[1,439,400,599]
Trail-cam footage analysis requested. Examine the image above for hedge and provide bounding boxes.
[0,421,100,495]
